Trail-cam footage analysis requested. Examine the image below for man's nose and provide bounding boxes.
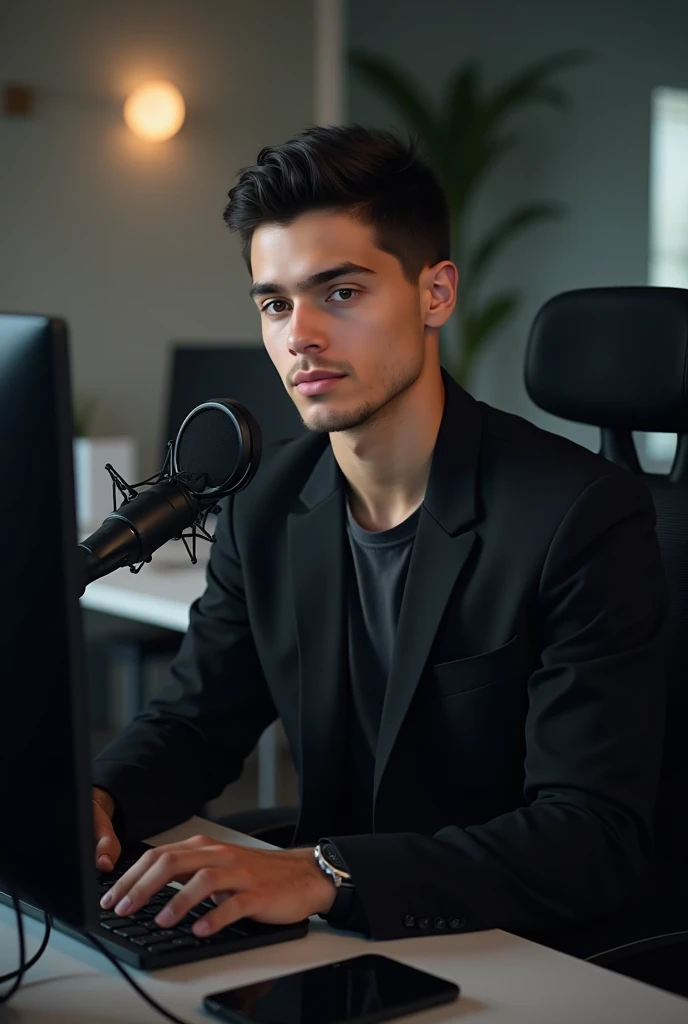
[287,304,328,355]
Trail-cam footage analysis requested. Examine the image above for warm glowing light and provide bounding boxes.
[123,80,185,142]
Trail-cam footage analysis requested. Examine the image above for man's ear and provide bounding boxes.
[422,261,458,329]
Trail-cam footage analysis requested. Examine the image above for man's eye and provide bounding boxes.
[261,289,359,315]
[262,300,290,315]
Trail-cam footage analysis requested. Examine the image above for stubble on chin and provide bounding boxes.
[302,362,421,435]
[302,399,377,434]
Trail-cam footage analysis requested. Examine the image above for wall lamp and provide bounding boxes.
[123,80,185,141]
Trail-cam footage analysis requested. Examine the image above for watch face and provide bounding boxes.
[322,842,347,871]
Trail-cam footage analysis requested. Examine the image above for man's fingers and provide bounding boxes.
[211,890,232,905]
[95,832,121,873]
[93,803,121,872]
[102,846,231,915]
[191,893,258,937]
[151,868,243,929]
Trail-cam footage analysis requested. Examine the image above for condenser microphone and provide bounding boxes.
[77,399,261,595]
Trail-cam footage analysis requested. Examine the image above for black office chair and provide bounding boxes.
[524,285,688,996]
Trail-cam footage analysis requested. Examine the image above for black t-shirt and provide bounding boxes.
[335,499,421,835]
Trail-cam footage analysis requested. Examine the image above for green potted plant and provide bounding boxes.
[349,49,589,388]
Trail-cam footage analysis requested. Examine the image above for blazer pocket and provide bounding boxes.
[429,634,531,698]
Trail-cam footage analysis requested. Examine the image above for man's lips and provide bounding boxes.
[292,371,345,385]
[294,373,346,396]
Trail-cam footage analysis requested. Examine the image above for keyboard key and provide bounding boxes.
[134,933,172,946]
[216,922,248,938]
[135,931,171,945]
[152,938,201,953]
[232,919,273,937]
[113,925,151,938]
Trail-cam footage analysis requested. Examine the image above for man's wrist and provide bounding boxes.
[313,841,357,924]
[290,847,337,914]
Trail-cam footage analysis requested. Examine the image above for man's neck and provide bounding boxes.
[329,365,445,532]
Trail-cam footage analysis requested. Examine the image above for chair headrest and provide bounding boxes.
[524,287,688,433]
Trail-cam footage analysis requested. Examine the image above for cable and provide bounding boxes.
[0,893,26,1006]
[584,929,688,963]
[85,931,193,1024]
[0,909,52,983]
[1,895,193,1022]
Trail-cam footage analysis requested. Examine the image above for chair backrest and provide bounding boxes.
[524,286,688,862]
[161,343,304,463]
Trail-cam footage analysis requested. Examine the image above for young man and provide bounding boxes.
[92,125,668,945]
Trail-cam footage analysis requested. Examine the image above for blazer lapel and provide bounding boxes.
[288,443,348,843]
[373,372,484,808]
[287,373,485,836]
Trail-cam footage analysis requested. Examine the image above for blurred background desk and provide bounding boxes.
[80,539,285,810]
[81,538,205,633]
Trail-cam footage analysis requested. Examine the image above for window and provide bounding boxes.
[644,86,688,468]
[649,87,688,288]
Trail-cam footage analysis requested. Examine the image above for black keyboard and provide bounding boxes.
[5,841,309,971]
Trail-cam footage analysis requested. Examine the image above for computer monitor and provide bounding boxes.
[0,316,311,977]
[162,344,304,464]
[0,313,96,929]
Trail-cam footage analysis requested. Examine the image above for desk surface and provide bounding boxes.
[80,540,209,632]
[1,817,686,1023]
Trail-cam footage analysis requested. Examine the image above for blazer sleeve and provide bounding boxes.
[326,470,670,940]
[91,496,276,842]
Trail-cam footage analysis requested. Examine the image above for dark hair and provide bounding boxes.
[223,124,450,284]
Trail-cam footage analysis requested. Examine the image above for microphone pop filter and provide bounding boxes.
[173,399,262,501]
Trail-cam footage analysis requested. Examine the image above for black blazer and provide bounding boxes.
[93,371,669,941]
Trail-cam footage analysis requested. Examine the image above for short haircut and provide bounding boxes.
[223,124,450,285]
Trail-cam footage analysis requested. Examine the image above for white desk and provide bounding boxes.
[1,817,686,1023]
[79,538,279,806]
[80,537,210,632]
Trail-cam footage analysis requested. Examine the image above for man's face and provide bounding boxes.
[249,210,440,434]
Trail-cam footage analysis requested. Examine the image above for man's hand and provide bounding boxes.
[93,787,121,873]
[98,835,336,935]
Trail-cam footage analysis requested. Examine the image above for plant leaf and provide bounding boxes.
[443,63,479,134]
[349,50,441,156]
[465,202,564,286]
[464,292,519,356]
[483,50,591,130]
[446,131,520,211]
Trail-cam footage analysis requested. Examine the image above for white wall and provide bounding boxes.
[347,0,688,451]
[0,0,315,473]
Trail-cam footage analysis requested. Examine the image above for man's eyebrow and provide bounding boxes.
[249,262,376,300]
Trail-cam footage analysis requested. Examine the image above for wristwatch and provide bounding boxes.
[314,841,355,889]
